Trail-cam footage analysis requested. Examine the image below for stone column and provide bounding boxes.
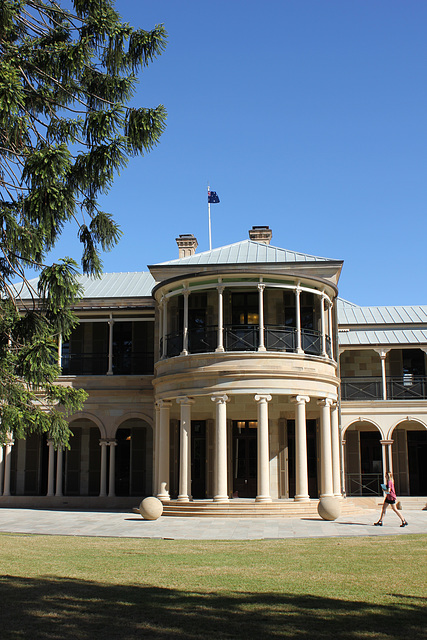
[341,437,347,496]
[380,440,393,480]
[328,302,333,359]
[295,287,303,353]
[47,440,55,497]
[154,402,160,494]
[292,395,310,501]
[255,394,272,502]
[3,440,14,497]
[58,333,62,368]
[320,295,327,357]
[177,397,195,502]
[181,290,189,355]
[99,440,108,497]
[330,403,341,497]
[55,448,63,497]
[211,394,229,502]
[108,440,117,497]
[375,349,390,400]
[216,285,225,352]
[257,284,266,352]
[318,399,334,497]
[161,298,168,359]
[0,446,3,495]
[157,400,172,501]
[107,317,114,375]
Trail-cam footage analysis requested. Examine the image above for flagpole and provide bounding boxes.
[208,184,212,250]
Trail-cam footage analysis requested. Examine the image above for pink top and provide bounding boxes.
[387,480,397,500]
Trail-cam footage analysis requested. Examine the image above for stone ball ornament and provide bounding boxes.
[317,497,341,521]
[139,496,164,520]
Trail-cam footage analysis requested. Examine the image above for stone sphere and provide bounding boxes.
[318,497,341,521]
[139,497,163,521]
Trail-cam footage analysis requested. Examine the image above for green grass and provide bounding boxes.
[0,533,425,639]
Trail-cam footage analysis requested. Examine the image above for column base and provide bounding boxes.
[319,493,334,499]
[294,495,310,502]
[257,346,267,352]
[215,346,225,352]
[255,496,272,503]
[176,495,190,502]
[213,495,229,503]
[157,494,170,502]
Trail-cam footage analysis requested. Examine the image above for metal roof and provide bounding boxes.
[13,271,155,300]
[339,328,427,347]
[337,298,427,326]
[154,240,338,266]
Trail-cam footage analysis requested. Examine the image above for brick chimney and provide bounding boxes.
[176,233,198,258]
[249,226,272,245]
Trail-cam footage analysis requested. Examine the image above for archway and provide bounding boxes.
[115,418,153,497]
[391,420,427,496]
[344,421,383,496]
[9,432,49,496]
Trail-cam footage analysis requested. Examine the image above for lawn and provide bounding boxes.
[0,533,425,639]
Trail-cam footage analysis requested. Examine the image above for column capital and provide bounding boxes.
[176,396,195,406]
[374,348,391,359]
[380,439,394,445]
[99,439,109,446]
[211,394,229,405]
[317,398,333,408]
[107,439,117,447]
[158,399,172,409]
[257,283,266,292]
[254,393,272,403]
[217,284,225,294]
[291,395,310,405]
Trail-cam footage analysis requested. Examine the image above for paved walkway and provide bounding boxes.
[0,507,425,540]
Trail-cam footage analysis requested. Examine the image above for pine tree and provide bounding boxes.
[0,0,167,447]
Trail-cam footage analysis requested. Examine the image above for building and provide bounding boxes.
[1,226,426,508]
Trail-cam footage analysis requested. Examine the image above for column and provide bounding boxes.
[47,441,55,497]
[328,302,333,359]
[55,448,63,497]
[58,333,62,368]
[211,394,229,502]
[107,317,114,375]
[341,437,347,497]
[380,440,393,480]
[177,397,195,502]
[295,287,303,353]
[99,440,108,497]
[330,403,341,497]
[320,295,327,357]
[255,394,272,502]
[3,440,13,497]
[216,285,225,352]
[157,400,172,501]
[154,402,160,495]
[181,290,189,355]
[257,284,266,352]
[318,399,334,497]
[162,298,168,358]
[0,446,3,495]
[108,440,117,497]
[292,395,310,501]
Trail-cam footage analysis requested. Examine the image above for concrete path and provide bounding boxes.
[0,507,425,540]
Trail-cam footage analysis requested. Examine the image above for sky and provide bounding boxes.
[50,0,426,307]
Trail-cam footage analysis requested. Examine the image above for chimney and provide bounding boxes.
[249,225,272,245]
[176,233,198,258]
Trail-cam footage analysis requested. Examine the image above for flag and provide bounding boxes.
[208,190,220,204]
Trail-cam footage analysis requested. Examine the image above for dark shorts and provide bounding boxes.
[385,497,396,505]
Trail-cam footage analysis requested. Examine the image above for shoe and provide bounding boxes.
[400,521,408,527]
[374,521,383,526]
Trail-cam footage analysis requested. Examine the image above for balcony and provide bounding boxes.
[162,325,332,359]
[341,376,427,401]
[61,352,154,375]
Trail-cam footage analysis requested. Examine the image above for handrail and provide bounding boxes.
[341,376,427,400]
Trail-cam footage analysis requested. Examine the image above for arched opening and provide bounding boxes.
[344,421,383,496]
[392,420,427,496]
[64,419,101,496]
[115,419,153,497]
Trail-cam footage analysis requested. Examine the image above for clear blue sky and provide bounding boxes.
[52,0,427,306]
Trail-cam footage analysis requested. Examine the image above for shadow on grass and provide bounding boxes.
[0,575,423,639]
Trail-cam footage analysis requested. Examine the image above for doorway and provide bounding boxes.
[191,421,207,498]
[287,420,318,498]
[232,421,257,498]
[408,431,427,495]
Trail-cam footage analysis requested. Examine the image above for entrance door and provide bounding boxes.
[287,420,318,498]
[191,421,206,498]
[232,421,257,497]
[408,431,427,495]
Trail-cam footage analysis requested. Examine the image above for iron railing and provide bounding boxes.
[341,376,427,400]
[345,473,383,496]
[61,352,154,376]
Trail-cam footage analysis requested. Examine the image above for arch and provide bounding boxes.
[114,416,154,497]
[342,418,383,437]
[68,411,107,439]
[111,411,153,437]
[64,416,103,496]
[389,418,427,497]
[343,419,384,497]
[389,417,427,439]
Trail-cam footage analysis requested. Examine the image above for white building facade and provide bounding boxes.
[1,226,426,507]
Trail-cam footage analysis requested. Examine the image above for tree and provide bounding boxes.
[0,0,167,447]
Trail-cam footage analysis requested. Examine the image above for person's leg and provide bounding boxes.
[375,501,388,524]
[391,504,406,524]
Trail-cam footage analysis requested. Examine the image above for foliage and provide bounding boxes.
[0,0,167,447]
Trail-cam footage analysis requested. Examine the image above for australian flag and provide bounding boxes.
[208,190,220,204]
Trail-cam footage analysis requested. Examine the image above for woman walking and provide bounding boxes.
[374,471,408,527]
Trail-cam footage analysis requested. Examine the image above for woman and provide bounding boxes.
[374,471,408,527]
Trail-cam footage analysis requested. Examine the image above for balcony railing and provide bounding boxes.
[61,352,154,375]
[164,325,331,359]
[341,376,427,401]
[345,473,383,496]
